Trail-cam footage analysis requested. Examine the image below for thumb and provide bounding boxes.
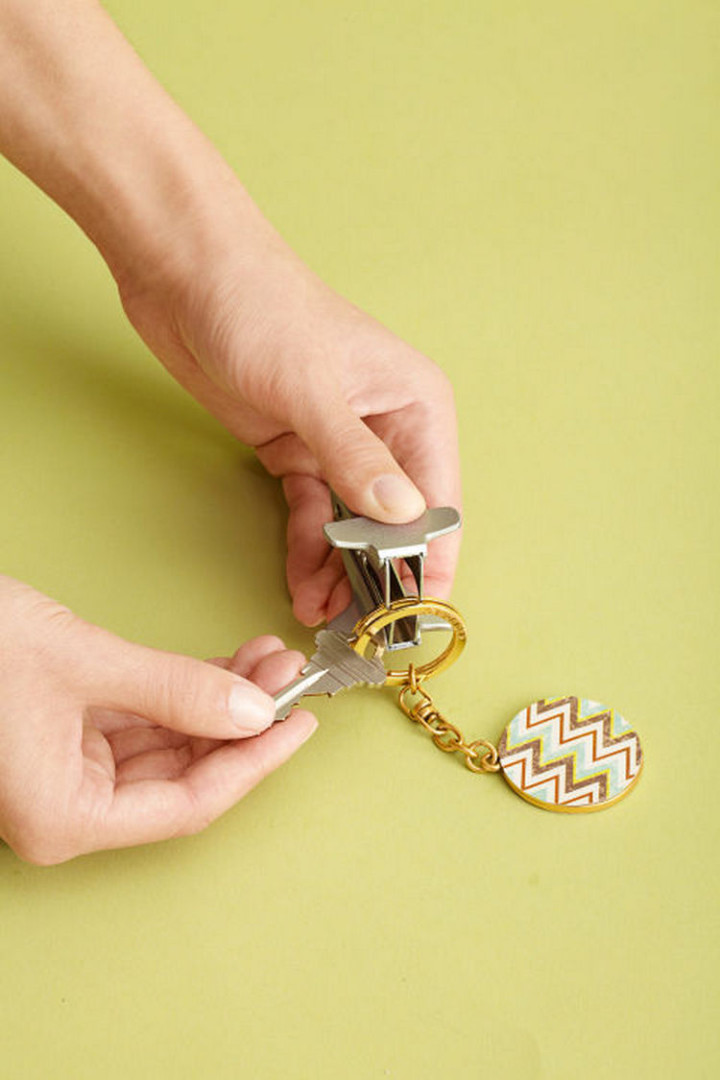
[297,398,426,522]
[75,625,276,738]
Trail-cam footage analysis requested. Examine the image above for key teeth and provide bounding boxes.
[273,627,387,722]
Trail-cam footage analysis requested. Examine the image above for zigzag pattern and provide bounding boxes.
[497,697,642,811]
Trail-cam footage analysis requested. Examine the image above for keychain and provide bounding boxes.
[274,500,643,813]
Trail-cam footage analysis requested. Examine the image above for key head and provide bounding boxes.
[307,629,387,691]
[323,507,461,563]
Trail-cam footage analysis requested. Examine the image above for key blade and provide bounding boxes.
[272,670,329,721]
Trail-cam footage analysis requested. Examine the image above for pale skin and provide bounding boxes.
[0,0,461,863]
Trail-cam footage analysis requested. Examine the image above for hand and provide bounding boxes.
[0,0,461,626]
[0,576,316,864]
[119,228,461,627]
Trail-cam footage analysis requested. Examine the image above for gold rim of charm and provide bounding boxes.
[350,597,467,686]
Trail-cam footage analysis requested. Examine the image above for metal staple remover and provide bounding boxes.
[272,495,461,720]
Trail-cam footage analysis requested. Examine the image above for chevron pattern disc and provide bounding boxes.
[497,696,643,813]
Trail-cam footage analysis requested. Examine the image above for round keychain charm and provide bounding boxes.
[351,597,644,814]
[497,696,643,813]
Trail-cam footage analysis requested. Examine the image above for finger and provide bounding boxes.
[420,535,462,600]
[116,744,194,782]
[224,635,289,678]
[368,398,462,598]
[294,395,426,523]
[106,638,301,775]
[394,532,460,602]
[282,475,335,594]
[109,725,189,765]
[113,647,307,783]
[93,710,318,851]
[291,554,346,627]
[256,432,322,480]
[206,634,287,674]
[241,647,307,694]
[113,732,220,778]
[70,623,276,739]
[87,706,155,736]
[325,575,353,624]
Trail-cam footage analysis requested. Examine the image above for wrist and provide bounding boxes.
[93,133,272,298]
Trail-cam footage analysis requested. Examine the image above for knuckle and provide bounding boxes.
[340,436,391,476]
[0,579,77,659]
[16,843,68,868]
[9,811,79,867]
[143,658,203,721]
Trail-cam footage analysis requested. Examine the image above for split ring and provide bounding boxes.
[351,597,467,686]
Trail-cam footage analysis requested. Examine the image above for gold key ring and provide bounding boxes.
[351,597,467,686]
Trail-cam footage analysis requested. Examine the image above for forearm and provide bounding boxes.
[0,0,269,288]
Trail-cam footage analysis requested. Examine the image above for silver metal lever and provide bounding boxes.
[324,494,461,652]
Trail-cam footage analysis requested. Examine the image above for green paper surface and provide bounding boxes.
[1,2,718,1077]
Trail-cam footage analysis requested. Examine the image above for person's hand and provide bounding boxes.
[119,226,461,627]
[0,576,316,864]
[0,0,461,628]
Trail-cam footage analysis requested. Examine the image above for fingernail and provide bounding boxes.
[229,681,275,735]
[372,474,426,519]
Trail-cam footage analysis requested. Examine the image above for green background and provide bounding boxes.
[1,1,718,1076]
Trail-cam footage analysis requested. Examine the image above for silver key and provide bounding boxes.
[273,628,386,721]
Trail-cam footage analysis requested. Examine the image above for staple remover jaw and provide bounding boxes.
[324,493,461,651]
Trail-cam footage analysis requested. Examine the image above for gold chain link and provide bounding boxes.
[398,665,501,774]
